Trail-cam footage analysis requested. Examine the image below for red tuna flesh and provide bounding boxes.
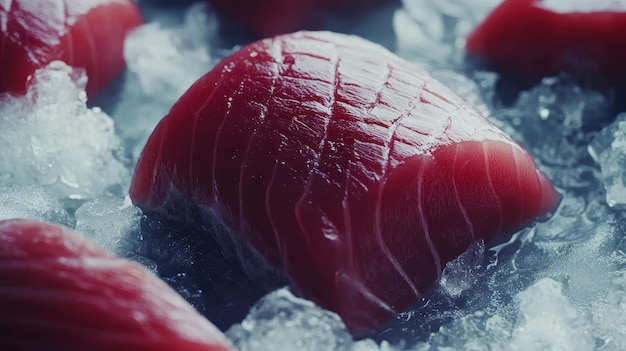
[0,0,143,99]
[466,0,626,87]
[0,219,236,351]
[209,0,395,38]
[130,31,560,335]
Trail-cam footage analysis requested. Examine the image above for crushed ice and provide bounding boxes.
[0,61,128,200]
[113,2,218,162]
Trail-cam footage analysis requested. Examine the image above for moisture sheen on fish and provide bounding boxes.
[0,0,143,99]
[0,219,236,351]
[130,31,560,335]
[466,0,626,87]
[208,0,395,37]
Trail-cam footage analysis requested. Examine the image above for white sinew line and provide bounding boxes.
[482,143,503,235]
[293,44,339,261]
[452,143,476,241]
[417,164,443,276]
[372,66,422,299]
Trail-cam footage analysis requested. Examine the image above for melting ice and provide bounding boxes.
[1,0,626,350]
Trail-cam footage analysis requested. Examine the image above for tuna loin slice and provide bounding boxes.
[0,0,143,99]
[130,31,560,335]
[0,219,236,351]
[466,0,626,86]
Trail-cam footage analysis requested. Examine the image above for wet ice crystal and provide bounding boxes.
[0,61,128,200]
[438,241,485,298]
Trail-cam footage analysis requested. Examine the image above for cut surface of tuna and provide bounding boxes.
[208,0,395,38]
[130,31,560,335]
[0,0,143,99]
[466,0,626,87]
[0,219,236,351]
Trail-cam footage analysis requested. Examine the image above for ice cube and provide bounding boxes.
[0,61,128,200]
[589,113,626,207]
[114,2,218,162]
[0,184,71,225]
[439,241,485,298]
[74,196,142,255]
[226,288,394,351]
[510,278,594,351]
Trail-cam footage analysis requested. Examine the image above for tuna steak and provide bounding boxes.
[0,0,143,99]
[130,31,560,335]
[466,0,626,87]
[0,219,236,351]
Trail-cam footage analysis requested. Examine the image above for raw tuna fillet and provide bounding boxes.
[130,31,560,335]
[0,0,143,99]
[0,219,236,351]
[466,0,626,87]
[209,0,395,37]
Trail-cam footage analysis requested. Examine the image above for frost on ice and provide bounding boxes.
[0,61,128,200]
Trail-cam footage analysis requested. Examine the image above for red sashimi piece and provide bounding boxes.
[465,0,626,86]
[0,0,143,99]
[0,219,236,351]
[130,31,560,335]
[208,0,395,37]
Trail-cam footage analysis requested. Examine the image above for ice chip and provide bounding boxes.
[74,196,142,255]
[0,184,71,225]
[510,278,594,351]
[439,241,485,298]
[226,288,394,351]
[590,113,626,207]
[0,61,128,200]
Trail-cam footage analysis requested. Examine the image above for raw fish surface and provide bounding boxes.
[131,30,559,335]
[0,219,236,351]
[466,0,626,88]
[0,0,143,99]
[208,0,395,37]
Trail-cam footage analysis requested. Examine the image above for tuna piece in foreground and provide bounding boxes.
[0,0,143,99]
[130,31,560,335]
[466,0,626,87]
[0,219,236,351]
